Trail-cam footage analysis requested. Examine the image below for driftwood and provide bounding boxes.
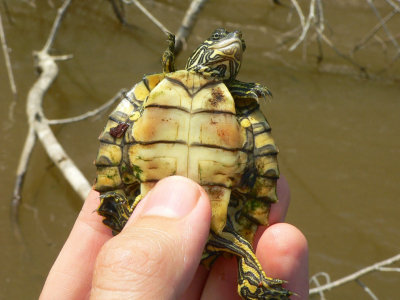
[12,0,90,238]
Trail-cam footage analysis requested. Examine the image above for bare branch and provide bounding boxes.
[353,9,399,54]
[310,253,400,295]
[0,10,17,101]
[42,0,71,52]
[316,28,368,76]
[174,0,209,54]
[47,89,125,125]
[366,0,400,52]
[123,0,170,35]
[289,0,305,28]
[12,0,91,216]
[11,127,36,242]
[289,0,316,51]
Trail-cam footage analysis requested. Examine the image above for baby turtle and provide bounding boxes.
[94,28,291,299]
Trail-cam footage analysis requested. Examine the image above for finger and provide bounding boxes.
[253,174,290,250]
[200,256,241,300]
[256,223,309,299]
[179,265,209,300]
[91,176,211,300]
[40,189,113,300]
[270,174,291,224]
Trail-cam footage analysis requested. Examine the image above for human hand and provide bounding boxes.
[40,176,308,299]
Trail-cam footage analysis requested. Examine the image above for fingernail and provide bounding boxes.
[141,176,201,219]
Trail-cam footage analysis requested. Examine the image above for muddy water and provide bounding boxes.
[0,1,399,299]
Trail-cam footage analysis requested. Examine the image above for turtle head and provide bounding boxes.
[185,28,245,82]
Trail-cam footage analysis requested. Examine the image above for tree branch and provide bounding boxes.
[123,0,170,35]
[0,10,17,105]
[310,253,400,296]
[47,89,124,125]
[174,0,209,54]
[12,0,91,236]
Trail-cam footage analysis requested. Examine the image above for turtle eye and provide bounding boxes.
[210,28,228,41]
[211,32,222,40]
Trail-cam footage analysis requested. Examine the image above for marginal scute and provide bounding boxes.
[254,132,278,156]
[95,166,122,191]
[95,143,122,166]
[145,73,165,90]
[255,155,279,178]
[133,81,151,100]
[109,98,135,122]
[98,119,124,145]
[243,198,270,225]
[253,177,278,202]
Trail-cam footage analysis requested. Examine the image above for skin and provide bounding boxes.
[40,175,308,300]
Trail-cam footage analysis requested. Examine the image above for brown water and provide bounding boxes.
[1,1,399,299]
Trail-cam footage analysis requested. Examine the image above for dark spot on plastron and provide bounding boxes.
[208,186,224,199]
[110,122,129,138]
[209,87,225,107]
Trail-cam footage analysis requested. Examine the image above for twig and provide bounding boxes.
[355,279,378,300]
[174,0,209,54]
[289,0,305,28]
[353,9,399,54]
[42,0,70,53]
[123,0,170,35]
[316,28,368,76]
[11,127,36,242]
[309,272,329,300]
[366,0,400,51]
[289,0,316,51]
[108,0,126,25]
[2,0,14,24]
[310,253,400,295]
[0,10,17,102]
[47,89,124,125]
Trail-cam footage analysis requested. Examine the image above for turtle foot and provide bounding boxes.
[237,257,292,300]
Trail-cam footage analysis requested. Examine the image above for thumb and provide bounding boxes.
[90,176,211,299]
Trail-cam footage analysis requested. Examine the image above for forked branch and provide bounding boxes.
[310,253,400,298]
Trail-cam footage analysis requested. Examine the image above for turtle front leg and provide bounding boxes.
[162,32,176,73]
[205,218,291,300]
[229,79,272,101]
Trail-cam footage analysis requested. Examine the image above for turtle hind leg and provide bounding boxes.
[162,32,176,73]
[98,189,142,234]
[205,218,291,300]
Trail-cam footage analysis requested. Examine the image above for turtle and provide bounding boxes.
[94,28,291,300]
